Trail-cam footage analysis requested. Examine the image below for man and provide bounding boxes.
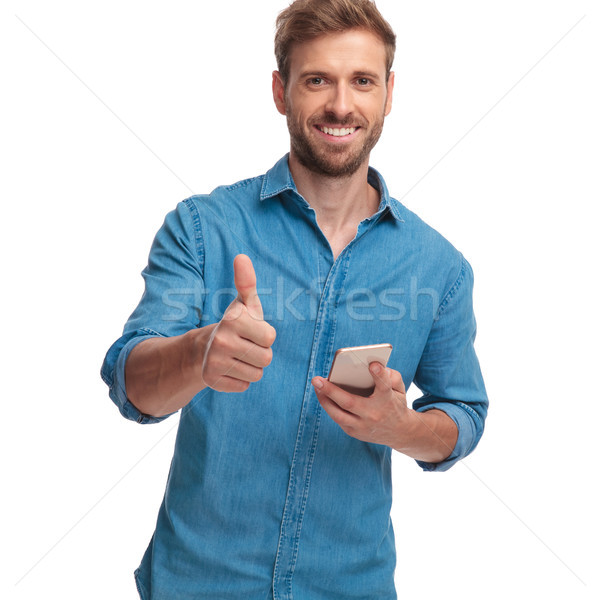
[101,1,488,598]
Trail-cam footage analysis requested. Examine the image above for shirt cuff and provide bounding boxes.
[413,401,480,472]
[101,330,171,424]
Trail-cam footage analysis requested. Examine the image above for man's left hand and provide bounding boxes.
[311,362,412,449]
[312,363,458,462]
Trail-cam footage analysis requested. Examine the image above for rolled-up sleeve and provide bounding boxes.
[412,257,488,471]
[100,199,206,423]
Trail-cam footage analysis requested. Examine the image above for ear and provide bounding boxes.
[272,71,287,116]
[384,71,395,117]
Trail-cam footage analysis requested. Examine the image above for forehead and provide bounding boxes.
[287,29,387,78]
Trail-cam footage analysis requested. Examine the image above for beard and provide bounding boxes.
[286,111,385,179]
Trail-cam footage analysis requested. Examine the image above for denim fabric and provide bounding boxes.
[101,155,488,599]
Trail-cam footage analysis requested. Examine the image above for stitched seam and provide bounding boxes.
[275,256,341,597]
[263,183,294,199]
[182,198,206,275]
[284,257,346,594]
[134,569,148,600]
[287,408,321,599]
[139,327,165,337]
[284,251,349,590]
[225,175,261,192]
[437,255,467,318]
[456,401,484,454]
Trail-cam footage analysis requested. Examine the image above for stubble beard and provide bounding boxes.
[286,111,385,179]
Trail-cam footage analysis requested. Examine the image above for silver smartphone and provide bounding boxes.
[327,343,393,397]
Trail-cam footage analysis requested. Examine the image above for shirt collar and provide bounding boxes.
[260,154,404,223]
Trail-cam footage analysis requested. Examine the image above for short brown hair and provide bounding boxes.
[275,0,396,85]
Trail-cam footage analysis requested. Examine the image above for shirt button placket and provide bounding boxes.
[272,256,346,600]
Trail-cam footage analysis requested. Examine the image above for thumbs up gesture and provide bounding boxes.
[201,255,277,392]
[231,254,265,320]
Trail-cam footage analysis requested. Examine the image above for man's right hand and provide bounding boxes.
[126,254,276,417]
[199,254,277,392]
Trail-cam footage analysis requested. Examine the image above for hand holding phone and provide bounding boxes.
[327,343,393,397]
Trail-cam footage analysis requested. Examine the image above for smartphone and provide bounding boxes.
[327,343,393,397]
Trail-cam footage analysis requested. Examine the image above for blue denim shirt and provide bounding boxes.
[101,155,488,600]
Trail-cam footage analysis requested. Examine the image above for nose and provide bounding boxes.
[325,83,353,120]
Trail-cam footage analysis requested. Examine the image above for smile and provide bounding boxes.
[317,125,358,137]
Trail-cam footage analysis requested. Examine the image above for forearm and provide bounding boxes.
[125,324,216,418]
[393,409,458,464]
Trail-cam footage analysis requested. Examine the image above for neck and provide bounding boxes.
[288,152,380,234]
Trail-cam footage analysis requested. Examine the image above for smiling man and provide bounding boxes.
[278,28,392,179]
[102,1,488,599]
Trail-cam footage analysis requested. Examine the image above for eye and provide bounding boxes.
[356,77,371,86]
[309,77,324,86]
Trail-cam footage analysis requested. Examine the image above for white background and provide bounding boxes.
[1,1,599,598]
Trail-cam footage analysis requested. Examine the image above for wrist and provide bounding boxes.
[391,408,421,454]
[392,409,457,464]
[184,323,217,384]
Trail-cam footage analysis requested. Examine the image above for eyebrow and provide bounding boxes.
[298,70,382,82]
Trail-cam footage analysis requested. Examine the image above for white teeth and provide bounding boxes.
[320,126,356,137]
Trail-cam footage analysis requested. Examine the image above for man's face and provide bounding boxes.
[273,29,394,178]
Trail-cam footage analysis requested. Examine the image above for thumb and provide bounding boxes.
[369,362,392,394]
[233,254,263,319]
